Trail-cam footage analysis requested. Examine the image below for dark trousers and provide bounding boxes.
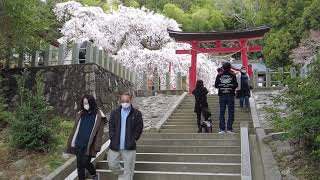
[240,96,249,108]
[196,111,202,129]
[219,96,235,131]
[76,147,96,180]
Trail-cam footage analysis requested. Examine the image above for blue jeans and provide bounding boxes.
[219,96,235,131]
[240,96,249,108]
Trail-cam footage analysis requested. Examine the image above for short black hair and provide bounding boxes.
[80,94,97,113]
[222,62,231,71]
[195,80,204,89]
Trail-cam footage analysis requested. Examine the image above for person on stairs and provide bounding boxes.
[108,92,144,180]
[66,94,106,180]
[192,80,209,133]
[236,66,252,112]
[215,62,238,133]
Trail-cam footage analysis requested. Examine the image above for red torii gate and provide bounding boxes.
[168,26,270,93]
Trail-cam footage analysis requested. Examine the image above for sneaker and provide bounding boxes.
[197,129,202,133]
[227,130,235,134]
[218,130,225,134]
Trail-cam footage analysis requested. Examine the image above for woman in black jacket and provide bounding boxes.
[192,80,209,133]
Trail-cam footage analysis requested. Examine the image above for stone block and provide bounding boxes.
[84,64,98,73]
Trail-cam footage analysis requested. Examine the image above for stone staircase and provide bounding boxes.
[95,95,253,180]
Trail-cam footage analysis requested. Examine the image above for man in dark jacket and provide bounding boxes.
[215,62,238,133]
[108,92,143,180]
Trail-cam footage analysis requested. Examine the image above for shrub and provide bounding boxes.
[0,77,13,129]
[0,96,12,129]
[9,71,56,152]
[274,52,320,163]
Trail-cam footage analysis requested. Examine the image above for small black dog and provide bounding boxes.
[200,108,213,133]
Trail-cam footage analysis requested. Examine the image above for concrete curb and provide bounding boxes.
[240,122,252,180]
[249,96,282,180]
[152,92,188,132]
[249,97,261,129]
[44,156,77,180]
[45,140,110,180]
[255,128,282,180]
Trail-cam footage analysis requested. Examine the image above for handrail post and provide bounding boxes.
[166,72,170,90]
[98,49,104,67]
[71,43,80,64]
[290,67,296,78]
[176,72,182,90]
[266,69,271,87]
[58,44,66,65]
[44,45,53,66]
[86,42,93,63]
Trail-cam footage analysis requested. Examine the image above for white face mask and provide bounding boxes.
[121,103,131,109]
[241,69,247,73]
[84,104,90,110]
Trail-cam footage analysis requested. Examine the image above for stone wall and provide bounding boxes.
[0,63,134,117]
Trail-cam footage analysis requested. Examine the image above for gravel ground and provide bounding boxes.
[132,95,181,130]
[252,88,288,129]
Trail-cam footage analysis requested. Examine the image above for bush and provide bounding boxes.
[272,52,320,177]
[9,71,56,152]
[47,117,73,169]
[0,96,12,129]
[0,77,13,129]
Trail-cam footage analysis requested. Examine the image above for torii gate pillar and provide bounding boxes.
[189,41,198,93]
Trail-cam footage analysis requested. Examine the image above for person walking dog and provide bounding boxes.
[108,92,144,180]
[66,94,106,180]
[192,80,209,133]
[215,62,238,133]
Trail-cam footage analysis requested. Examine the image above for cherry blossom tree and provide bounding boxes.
[290,30,320,66]
[54,1,219,92]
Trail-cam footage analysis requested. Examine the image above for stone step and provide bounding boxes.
[133,153,241,163]
[174,107,248,113]
[168,116,252,121]
[176,106,245,110]
[140,133,240,140]
[97,161,241,174]
[167,120,252,124]
[159,128,254,134]
[97,170,241,180]
[161,125,253,130]
[138,139,241,146]
[137,145,241,154]
[165,121,254,126]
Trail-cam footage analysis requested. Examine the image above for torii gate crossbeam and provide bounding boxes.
[168,26,270,93]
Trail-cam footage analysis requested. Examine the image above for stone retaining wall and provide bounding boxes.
[0,63,134,117]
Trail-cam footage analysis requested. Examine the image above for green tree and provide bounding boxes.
[0,0,60,69]
[263,29,294,67]
[303,0,320,30]
[80,0,110,11]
